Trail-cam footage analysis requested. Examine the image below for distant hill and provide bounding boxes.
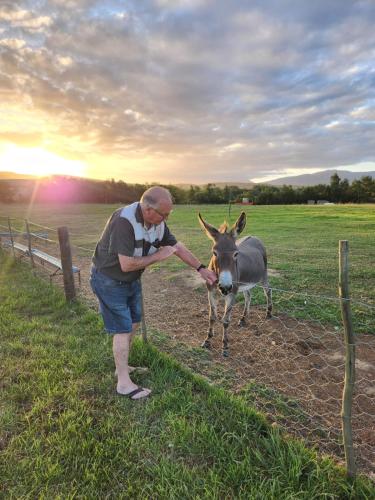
[0,171,39,180]
[263,170,375,187]
[176,181,255,190]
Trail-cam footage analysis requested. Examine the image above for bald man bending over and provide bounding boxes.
[90,186,217,400]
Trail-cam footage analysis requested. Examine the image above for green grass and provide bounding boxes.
[1,202,373,300]
[1,202,374,332]
[1,252,374,498]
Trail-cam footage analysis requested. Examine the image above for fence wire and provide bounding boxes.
[1,217,374,481]
[141,269,375,480]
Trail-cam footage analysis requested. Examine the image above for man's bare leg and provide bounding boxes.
[113,328,151,399]
[128,329,147,372]
[114,326,148,375]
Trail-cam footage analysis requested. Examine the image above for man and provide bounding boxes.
[90,186,217,400]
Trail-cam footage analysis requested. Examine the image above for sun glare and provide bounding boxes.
[0,145,87,177]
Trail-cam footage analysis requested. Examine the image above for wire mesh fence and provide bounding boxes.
[141,270,375,480]
[0,215,374,481]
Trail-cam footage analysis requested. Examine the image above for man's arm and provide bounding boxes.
[119,246,176,272]
[173,242,217,285]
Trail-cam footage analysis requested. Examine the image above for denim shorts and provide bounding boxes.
[90,267,142,334]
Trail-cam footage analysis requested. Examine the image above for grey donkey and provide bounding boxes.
[198,211,272,357]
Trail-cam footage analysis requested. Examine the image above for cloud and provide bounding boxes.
[0,131,43,146]
[0,6,52,31]
[12,15,52,30]
[155,0,212,8]
[0,38,26,49]
[0,0,374,182]
[0,7,30,22]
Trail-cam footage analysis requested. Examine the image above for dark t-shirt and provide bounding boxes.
[92,203,177,281]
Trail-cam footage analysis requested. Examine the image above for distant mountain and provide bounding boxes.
[0,171,39,180]
[176,181,255,190]
[263,170,375,187]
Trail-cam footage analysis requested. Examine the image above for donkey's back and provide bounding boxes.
[236,236,268,289]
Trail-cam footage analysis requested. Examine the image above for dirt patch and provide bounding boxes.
[167,269,205,290]
[328,351,375,373]
[268,268,282,278]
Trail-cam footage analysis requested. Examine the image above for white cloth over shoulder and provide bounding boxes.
[120,202,165,257]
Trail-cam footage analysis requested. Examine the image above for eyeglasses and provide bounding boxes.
[151,206,172,219]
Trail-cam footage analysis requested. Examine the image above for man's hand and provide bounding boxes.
[198,267,217,286]
[156,245,177,261]
[171,241,217,285]
[118,246,176,272]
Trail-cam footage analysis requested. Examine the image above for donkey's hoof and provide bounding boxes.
[201,340,211,349]
[266,312,272,319]
[238,318,246,327]
[222,350,229,358]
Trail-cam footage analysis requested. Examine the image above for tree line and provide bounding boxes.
[0,173,374,204]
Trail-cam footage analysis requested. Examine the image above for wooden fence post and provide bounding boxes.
[57,226,76,301]
[339,240,356,478]
[7,217,15,257]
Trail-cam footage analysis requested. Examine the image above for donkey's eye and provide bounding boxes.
[233,251,239,259]
[213,250,218,257]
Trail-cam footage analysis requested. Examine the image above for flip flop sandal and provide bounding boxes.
[118,387,151,400]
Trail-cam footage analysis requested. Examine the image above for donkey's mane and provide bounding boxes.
[218,221,228,233]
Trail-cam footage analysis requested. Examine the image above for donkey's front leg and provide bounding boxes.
[201,288,218,349]
[238,289,251,327]
[222,293,236,357]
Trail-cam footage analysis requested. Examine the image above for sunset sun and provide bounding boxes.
[0,145,87,178]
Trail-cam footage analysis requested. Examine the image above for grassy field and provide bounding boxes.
[1,252,374,498]
[1,202,374,330]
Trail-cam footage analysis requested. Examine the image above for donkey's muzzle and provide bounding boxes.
[218,284,233,295]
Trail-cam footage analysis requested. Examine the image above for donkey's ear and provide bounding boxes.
[230,212,246,238]
[198,213,219,241]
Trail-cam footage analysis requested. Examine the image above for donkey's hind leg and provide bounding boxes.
[238,289,251,327]
[262,279,273,318]
[201,288,218,349]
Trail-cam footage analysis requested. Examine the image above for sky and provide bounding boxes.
[0,0,374,184]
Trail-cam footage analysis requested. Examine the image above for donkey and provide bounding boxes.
[198,211,272,357]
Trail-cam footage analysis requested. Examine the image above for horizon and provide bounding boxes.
[1,1,374,183]
[1,165,374,186]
